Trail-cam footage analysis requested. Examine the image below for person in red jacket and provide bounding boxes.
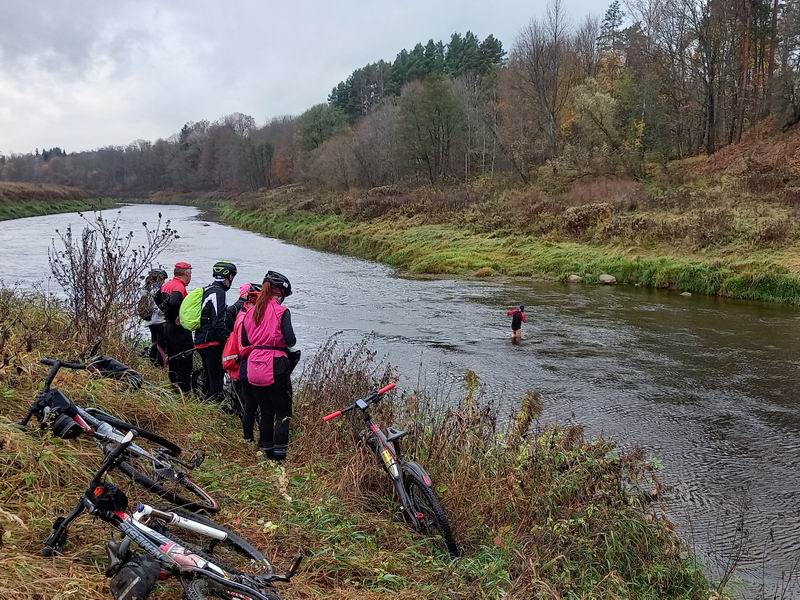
[240,271,296,461]
[506,304,527,341]
[158,262,193,392]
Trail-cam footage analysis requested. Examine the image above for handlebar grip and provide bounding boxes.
[322,410,342,422]
[377,382,397,395]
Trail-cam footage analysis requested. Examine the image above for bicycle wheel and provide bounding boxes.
[84,407,183,456]
[114,443,219,513]
[402,463,460,557]
[182,578,283,600]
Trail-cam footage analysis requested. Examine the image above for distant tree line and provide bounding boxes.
[2,0,800,192]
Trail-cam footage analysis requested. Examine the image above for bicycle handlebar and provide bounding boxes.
[322,381,398,422]
[40,358,87,370]
[377,382,397,395]
[322,410,342,422]
[18,405,38,428]
[87,338,103,359]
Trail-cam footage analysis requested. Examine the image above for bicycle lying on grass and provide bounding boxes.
[44,430,302,600]
[19,356,219,513]
[323,381,460,556]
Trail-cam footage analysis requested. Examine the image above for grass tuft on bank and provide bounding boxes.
[0,290,715,598]
[220,203,800,305]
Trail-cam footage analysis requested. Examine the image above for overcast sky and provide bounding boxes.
[0,0,596,154]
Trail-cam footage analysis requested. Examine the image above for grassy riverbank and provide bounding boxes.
[0,182,114,220]
[0,291,715,599]
[217,175,800,304]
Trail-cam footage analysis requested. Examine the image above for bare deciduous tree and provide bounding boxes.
[48,212,176,342]
[510,0,581,160]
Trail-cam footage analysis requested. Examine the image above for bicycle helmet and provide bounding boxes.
[246,282,262,300]
[239,282,261,297]
[148,268,168,280]
[212,260,238,280]
[264,271,292,297]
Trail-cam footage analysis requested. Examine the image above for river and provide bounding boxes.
[2,204,798,597]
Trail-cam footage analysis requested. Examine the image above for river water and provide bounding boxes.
[2,204,798,597]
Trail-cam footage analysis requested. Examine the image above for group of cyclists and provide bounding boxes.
[138,260,297,462]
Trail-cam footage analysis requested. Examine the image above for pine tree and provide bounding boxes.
[479,35,505,73]
[598,1,625,55]
[445,33,464,76]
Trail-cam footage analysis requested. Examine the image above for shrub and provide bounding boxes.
[562,177,645,211]
[691,209,734,248]
[753,217,795,247]
[563,203,613,237]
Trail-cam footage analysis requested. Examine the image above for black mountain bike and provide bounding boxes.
[44,430,302,599]
[19,356,219,513]
[323,382,460,556]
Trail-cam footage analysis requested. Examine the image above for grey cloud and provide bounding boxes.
[0,0,596,153]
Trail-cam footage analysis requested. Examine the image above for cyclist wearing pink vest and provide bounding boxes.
[240,271,296,461]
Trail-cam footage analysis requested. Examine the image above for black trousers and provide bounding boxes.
[165,322,193,393]
[164,323,194,394]
[198,345,224,402]
[147,323,166,367]
[242,373,293,460]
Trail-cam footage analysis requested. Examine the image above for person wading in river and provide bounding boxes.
[195,260,239,403]
[240,271,296,461]
[159,262,194,392]
[507,304,527,341]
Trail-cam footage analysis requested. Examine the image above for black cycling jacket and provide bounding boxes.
[194,281,242,346]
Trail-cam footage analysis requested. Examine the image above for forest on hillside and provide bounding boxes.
[2,0,800,193]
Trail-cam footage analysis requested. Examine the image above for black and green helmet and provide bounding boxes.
[212,260,238,279]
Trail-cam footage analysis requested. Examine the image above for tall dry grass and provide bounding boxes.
[0,291,713,599]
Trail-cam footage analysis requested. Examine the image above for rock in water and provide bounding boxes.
[598,274,617,285]
[567,274,583,283]
[680,291,692,297]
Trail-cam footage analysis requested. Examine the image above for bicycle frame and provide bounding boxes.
[323,383,428,530]
[20,358,193,472]
[45,430,301,600]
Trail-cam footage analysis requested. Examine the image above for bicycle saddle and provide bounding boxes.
[386,427,408,443]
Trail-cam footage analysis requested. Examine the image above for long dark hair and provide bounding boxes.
[252,280,278,325]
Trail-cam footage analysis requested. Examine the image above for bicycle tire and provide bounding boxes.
[84,407,183,456]
[402,465,460,557]
[116,457,220,513]
[182,578,283,600]
[182,579,206,600]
